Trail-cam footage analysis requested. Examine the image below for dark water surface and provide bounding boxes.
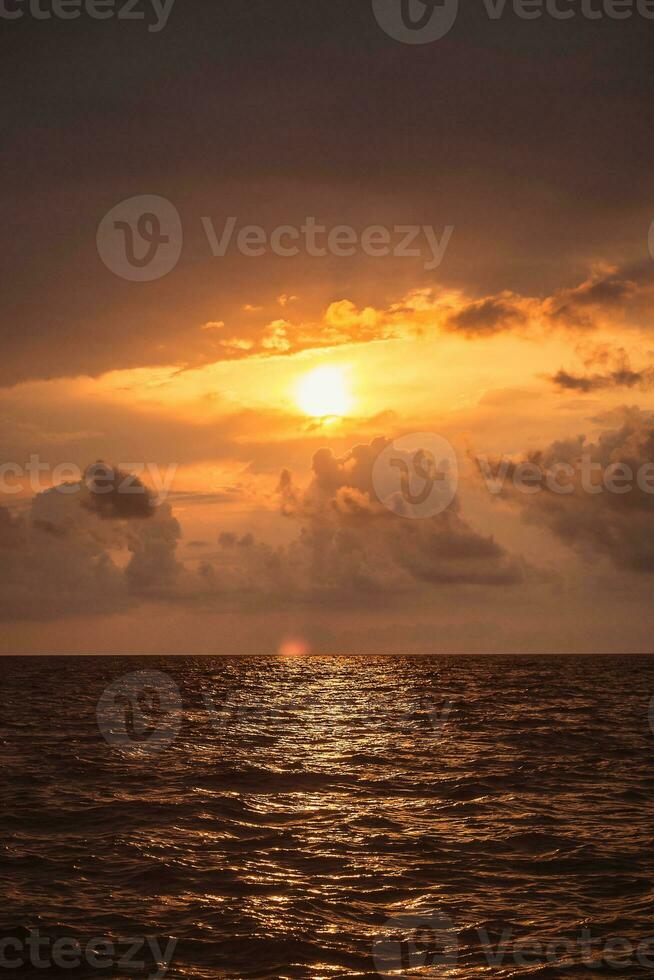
[1,655,654,978]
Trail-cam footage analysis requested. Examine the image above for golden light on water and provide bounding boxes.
[296,366,351,419]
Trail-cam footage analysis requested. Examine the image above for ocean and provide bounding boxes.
[1,655,653,978]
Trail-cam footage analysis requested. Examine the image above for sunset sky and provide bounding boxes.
[2,0,654,653]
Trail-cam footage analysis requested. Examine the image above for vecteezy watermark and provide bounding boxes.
[0,457,177,503]
[648,694,654,737]
[372,916,654,975]
[372,433,459,519]
[373,910,458,977]
[0,0,175,30]
[97,195,454,281]
[373,0,654,43]
[471,925,654,971]
[97,670,183,756]
[97,195,183,281]
[373,0,460,43]
[424,697,454,734]
[201,216,453,271]
[371,434,654,519]
[476,452,654,496]
[0,930,176,977]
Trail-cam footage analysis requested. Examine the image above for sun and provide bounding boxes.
[296,366,352,419]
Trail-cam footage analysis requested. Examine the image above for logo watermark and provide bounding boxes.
[373,0,654,43]
[372,433,459,519]
[96,670,183,756]
[0,0,175,30]
[373,0,459,43]
[476,452,654,496]
[373,910,458,977]
[0,930,176,977]
[423,696,454,734]
[372,916,654,975]
[97,195,183,281]
[476,925,654,970]
[201,216,453,271]
[0,458,177,504]
[369,434,654,521]
[97,196,454,280]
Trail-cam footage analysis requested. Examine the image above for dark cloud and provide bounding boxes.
[545,270,639,329]
[83,462,155,520]
[442,266,654,340]
[549,345,654,392]
[182,439,527,600]
[550,367,651,392]
[486,410,654,573]
[0,468,181,620]
[444,294,528,337]
[0,439,524,621]
[274,439,525,593]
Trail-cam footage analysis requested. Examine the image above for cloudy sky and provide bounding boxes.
[2,0,654,653]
